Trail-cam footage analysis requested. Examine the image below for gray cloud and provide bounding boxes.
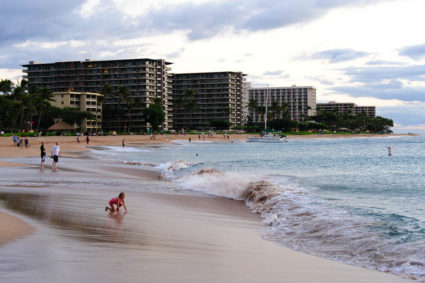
[399,44,425,60]
[379,103,425,126]
[311,49,369,63]
[332,84,425,101]
[146,0,392,40]
[332,64,425,101]
[0,0,397,70]
[264,70,284,76]
[366,60,403,66]
[0,39,153,69]
[166,48,185,59]
[0,0,392,47]
[343,65,425,83]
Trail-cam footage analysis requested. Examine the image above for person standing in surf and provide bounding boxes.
[40,141,46,171]
[51,142,60,171]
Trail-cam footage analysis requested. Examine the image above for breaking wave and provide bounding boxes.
[157,161,425,281]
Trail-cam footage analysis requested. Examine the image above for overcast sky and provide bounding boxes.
[1,0,424,132]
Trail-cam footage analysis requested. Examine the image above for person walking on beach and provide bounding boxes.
[51,142,60,171]
[122,139,125,148]
[86,135,90,145]
[40,141,46,171]
[12,134,17,145]
[105,192,128,213]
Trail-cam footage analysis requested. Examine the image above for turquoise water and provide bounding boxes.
[94,135,425,280]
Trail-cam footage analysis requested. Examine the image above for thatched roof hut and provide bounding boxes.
[48,121,77,131]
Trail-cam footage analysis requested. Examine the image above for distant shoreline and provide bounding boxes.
[0,132,416,160]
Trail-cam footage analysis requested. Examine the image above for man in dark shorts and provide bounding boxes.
[51,142,60,171]
[40,141,46,171]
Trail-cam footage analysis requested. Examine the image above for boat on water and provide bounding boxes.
[246,86,288,143]
[246,133,287,143]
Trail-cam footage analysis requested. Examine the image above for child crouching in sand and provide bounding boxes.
[105,192,128,213]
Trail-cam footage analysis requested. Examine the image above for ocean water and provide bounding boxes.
[92,135,425,281]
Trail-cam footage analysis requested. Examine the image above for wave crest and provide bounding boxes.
[157,160,197,180]
[242,181,280,212]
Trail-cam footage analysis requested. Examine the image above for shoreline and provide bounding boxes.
[0,177,411,282]
[0,135,416,282]
[0,133,415,159]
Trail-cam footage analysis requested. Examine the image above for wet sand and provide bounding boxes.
[0,138,414,282]
[0,210,34,247]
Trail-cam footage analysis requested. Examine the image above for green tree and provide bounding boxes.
[210,120,230,130]
[183,89,199,129]
[269,118,298,132]
[61,107,95,127]
[248,98,258,119]
[145,103,165,132]
[34,88,55,131]
[270,100,283,120]
[0,79,13,95]
[117,86,131,131]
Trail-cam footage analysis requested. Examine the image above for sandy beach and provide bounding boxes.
[0,134,414,282]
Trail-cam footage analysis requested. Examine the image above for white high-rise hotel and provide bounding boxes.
[249,86,317,122]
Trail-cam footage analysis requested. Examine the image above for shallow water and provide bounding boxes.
[89,135,425,281]
[0,169,260,283]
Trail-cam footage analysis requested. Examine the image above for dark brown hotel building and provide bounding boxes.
[172,72,248,130]
[23,58,173,131]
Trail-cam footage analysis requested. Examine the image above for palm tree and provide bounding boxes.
[99,84,115,130]
[281,102,290,119]
[181,89,199,130]
[248,99,258,121]
[0,79,13,96]
[116,86,130,131]
[34,88,54,131]
[270,100,283,120]
[256,106,266,130]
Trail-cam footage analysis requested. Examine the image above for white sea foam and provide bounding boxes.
[96,146,151,152]
[176,169,254,199]
[171,139,214,145]
[159,163,425,281]
[157,160,198,180]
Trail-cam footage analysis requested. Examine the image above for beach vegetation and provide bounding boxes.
[264,111,393,134]
[173,89,199,130]
[210,119,231,130]
[60,107,96,126]
[144,102,165,132]
[0,79,100,134]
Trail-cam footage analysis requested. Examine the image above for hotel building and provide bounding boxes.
[317,102,376,117]
[172,72,248,130]
[22,58,173,131]
[50,91,102,133]
[248,86,317,122]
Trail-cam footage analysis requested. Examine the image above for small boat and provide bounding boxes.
[246,86,288,143]
[246,133,288,143]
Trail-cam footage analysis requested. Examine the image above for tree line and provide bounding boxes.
[0,79,94,133]
[99,84,165,133]
[246,99,393,133]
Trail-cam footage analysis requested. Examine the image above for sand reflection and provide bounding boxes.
[0,192,146,246]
